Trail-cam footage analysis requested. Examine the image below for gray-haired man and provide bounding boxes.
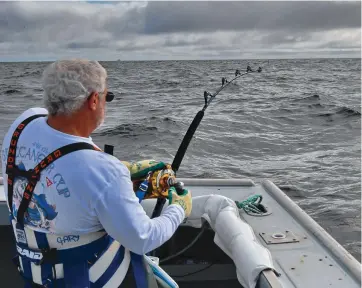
[1,59,192,287]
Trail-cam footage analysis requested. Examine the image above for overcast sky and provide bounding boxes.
[0,1,360,61]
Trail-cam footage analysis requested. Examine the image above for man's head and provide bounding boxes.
[42,59,113,134]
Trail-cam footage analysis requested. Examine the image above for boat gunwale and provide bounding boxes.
[261,179,361,284]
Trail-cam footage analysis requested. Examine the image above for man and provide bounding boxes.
[1,59,192,287]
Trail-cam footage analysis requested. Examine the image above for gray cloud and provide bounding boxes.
[0,1,360,61]
[65,41,108,50]
[144,1,361,34]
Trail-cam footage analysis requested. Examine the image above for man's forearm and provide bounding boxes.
[129,204,185,254]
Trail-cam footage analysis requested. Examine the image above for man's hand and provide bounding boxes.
[168,186,192,218]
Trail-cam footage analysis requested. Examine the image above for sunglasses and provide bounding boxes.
[106,91,115,102]
[87,91,115,102]
[87,92,114,102]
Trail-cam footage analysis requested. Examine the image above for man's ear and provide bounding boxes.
[87,92,99,111]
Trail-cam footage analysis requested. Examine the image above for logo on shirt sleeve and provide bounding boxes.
[46,177,53,187]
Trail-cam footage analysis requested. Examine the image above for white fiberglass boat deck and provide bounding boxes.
[0,177,360,288]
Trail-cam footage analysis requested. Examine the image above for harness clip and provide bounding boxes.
[138,181,148,192]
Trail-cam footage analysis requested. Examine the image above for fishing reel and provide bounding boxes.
[146,167,185,219]
[148,165,176,198]
[137,164,184,199]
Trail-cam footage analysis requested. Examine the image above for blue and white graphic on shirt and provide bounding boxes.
[12,162,58,230]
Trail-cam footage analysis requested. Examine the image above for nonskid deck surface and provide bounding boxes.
[0,178,361,288]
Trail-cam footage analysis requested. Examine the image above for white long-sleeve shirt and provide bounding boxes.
[1,107,185,254]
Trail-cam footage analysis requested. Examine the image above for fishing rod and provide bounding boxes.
[151,65,263,219]
[171,65,262,172]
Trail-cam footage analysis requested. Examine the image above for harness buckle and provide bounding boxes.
[138,181,149,192]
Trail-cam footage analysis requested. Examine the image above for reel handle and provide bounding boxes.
[173,181,184,195]
[167,177,184,195]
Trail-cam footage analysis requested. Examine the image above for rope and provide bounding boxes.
[235,194,265,215]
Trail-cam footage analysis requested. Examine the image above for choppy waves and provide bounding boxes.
[0,58,360,260]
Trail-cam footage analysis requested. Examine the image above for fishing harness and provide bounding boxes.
[5,114,151,288]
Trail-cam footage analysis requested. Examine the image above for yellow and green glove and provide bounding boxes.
[168,186,192,218]
[121,159,166,181]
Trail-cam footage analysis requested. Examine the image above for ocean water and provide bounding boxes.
[0,58,361,260]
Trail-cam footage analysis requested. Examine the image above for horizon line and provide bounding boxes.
[0,56,361,63]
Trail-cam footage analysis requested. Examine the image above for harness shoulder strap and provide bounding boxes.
[6,114,47,214]
[16,142,99,224]
[5,114,101,225]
